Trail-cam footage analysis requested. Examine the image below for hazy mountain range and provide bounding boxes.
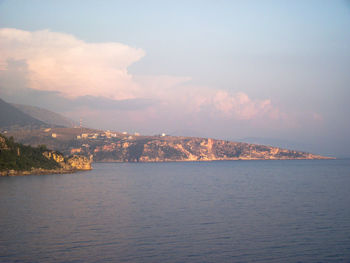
[0,98,45,129]
[0,98,75,130]
[12,103,75,128]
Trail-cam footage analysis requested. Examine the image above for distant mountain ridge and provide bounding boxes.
[0,97,75,131]
[12,103,75,128]
[0,98,45,129]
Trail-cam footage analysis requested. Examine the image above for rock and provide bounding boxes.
[42,151,92,171]
[66,155,92,170]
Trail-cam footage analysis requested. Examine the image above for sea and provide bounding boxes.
[1,160,350,263]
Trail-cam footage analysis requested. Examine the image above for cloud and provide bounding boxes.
[0,27,289,126]
[213,91,266,119]
[0,28,144,100]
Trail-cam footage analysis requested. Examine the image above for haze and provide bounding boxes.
[0,0,349,157]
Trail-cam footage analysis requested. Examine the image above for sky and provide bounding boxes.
[0,0,349,157]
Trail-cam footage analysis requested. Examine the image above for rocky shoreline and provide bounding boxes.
[1,133,93,176]
[0,154,92,176]
[1,131,334,175]
[92,137,333,162]
[0,167,92,176]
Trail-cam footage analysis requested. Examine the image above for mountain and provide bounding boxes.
[0,97,76,131]
[12,103,75,128]
[0,98,46,130]
[6,127,333,162]
[0,133,91,176]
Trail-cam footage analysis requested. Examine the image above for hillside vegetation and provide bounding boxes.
[0,134,92,175]
[0,134,59,171]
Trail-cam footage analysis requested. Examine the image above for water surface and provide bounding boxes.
[1,160,350,262]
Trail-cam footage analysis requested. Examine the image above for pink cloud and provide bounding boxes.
[211,91,276,120]
[0,28,144,100]
[1,27,293,127]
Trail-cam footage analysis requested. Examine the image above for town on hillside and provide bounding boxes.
[5,127,330,163]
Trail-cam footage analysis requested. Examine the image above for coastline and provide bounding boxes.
[1,157,336,176]
[0,167,92,176]
[95,156,335,163]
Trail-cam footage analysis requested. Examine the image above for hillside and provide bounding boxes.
[0,133,92,176]
[6,127,333,162]
[12,103,75,128]
[0,98,46,130]
[1,98,333,161]
[92,136,330,162]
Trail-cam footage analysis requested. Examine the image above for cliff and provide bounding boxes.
[0,134,92,176]
[42,151,92,171]
[66,155,92,170]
